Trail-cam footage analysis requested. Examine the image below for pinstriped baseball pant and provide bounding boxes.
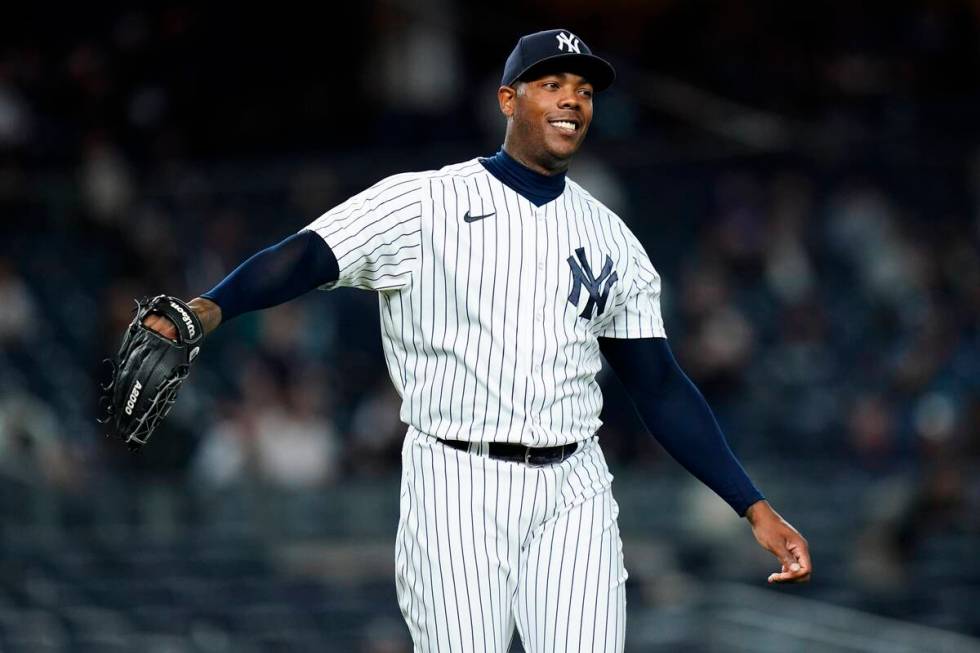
[395,427,627,652]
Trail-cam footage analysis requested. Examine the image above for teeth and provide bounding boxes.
[550,120,576,131]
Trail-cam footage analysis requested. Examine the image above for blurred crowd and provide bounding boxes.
[0,5,980,651]
[0,1,978,492]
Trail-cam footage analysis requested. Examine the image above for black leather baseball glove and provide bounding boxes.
[99,295,203,451]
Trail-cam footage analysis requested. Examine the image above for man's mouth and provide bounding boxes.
[548,120,579,134]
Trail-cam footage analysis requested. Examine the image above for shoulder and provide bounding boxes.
[366,158,486,192]
[433,157,487,180]
[565,177,635,239]
[565,177,657,275]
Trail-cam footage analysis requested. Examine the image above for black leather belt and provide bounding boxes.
[437,438,578,466]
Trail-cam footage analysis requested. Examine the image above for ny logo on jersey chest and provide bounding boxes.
[567,247,618,320]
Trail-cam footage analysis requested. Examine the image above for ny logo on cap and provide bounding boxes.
[556,31,581,54]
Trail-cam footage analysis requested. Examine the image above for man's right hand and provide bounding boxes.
[142,297,222,340]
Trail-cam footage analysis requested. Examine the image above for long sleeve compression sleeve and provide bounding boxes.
[200,230,339,322]
[599,336,764,516]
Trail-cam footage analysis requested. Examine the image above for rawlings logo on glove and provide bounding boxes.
[99,295,204,450]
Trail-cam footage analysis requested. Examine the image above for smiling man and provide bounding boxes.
[135,28,811,652]
[501,72,594,169]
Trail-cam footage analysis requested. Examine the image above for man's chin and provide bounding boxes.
[543,140,582,165]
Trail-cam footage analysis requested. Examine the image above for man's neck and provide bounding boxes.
[502,144,569,176]
[479,148,566,207]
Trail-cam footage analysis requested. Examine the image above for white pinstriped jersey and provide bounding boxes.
[306,158,665,446]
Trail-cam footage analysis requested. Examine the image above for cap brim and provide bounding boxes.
[508,53,616,92]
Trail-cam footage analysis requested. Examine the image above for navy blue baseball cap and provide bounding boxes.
[501,29,616,92]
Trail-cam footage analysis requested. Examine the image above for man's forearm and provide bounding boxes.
[600,336,764,516]
[199,229,339,324]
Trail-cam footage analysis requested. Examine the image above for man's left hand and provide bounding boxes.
[745,500,812,584]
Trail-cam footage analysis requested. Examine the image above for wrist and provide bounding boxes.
[744,499,773,525]
[189,297,222,334]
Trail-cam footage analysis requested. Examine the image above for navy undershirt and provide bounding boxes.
[201,229,338,323]
[600,336,764,516]
[479,148,566,206]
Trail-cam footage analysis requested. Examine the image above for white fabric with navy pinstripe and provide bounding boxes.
[306,158,665,448]
[306,158,663,651]
[396,427,627,652]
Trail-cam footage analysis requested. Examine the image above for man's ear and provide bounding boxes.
[498,85,516,118]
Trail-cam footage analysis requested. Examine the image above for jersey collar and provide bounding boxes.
[479,148,566,207]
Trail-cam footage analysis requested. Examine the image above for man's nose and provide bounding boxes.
[558,90,580,110]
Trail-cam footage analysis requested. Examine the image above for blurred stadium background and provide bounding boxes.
[2,2,980,652]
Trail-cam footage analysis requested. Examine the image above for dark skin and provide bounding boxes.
[498,72,594,175]
[144,67,811,584]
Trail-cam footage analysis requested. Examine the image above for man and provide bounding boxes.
[145,29,810,652]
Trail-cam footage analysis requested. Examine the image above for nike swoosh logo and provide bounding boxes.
[463,210,495,223]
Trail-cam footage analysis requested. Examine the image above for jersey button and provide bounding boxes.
[535,312,543,322]
[537,262,544,270]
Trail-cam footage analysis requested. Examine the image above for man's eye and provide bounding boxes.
[544,82,559,89]
[579,89,593,98]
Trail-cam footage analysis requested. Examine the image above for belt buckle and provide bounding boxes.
[525,445,559,467]
[525,446,550,467]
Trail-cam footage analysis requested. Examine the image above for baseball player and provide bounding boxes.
[143,29,811,652]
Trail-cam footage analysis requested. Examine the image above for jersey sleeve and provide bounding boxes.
[304,173,425,291]
[597,228,667,339]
